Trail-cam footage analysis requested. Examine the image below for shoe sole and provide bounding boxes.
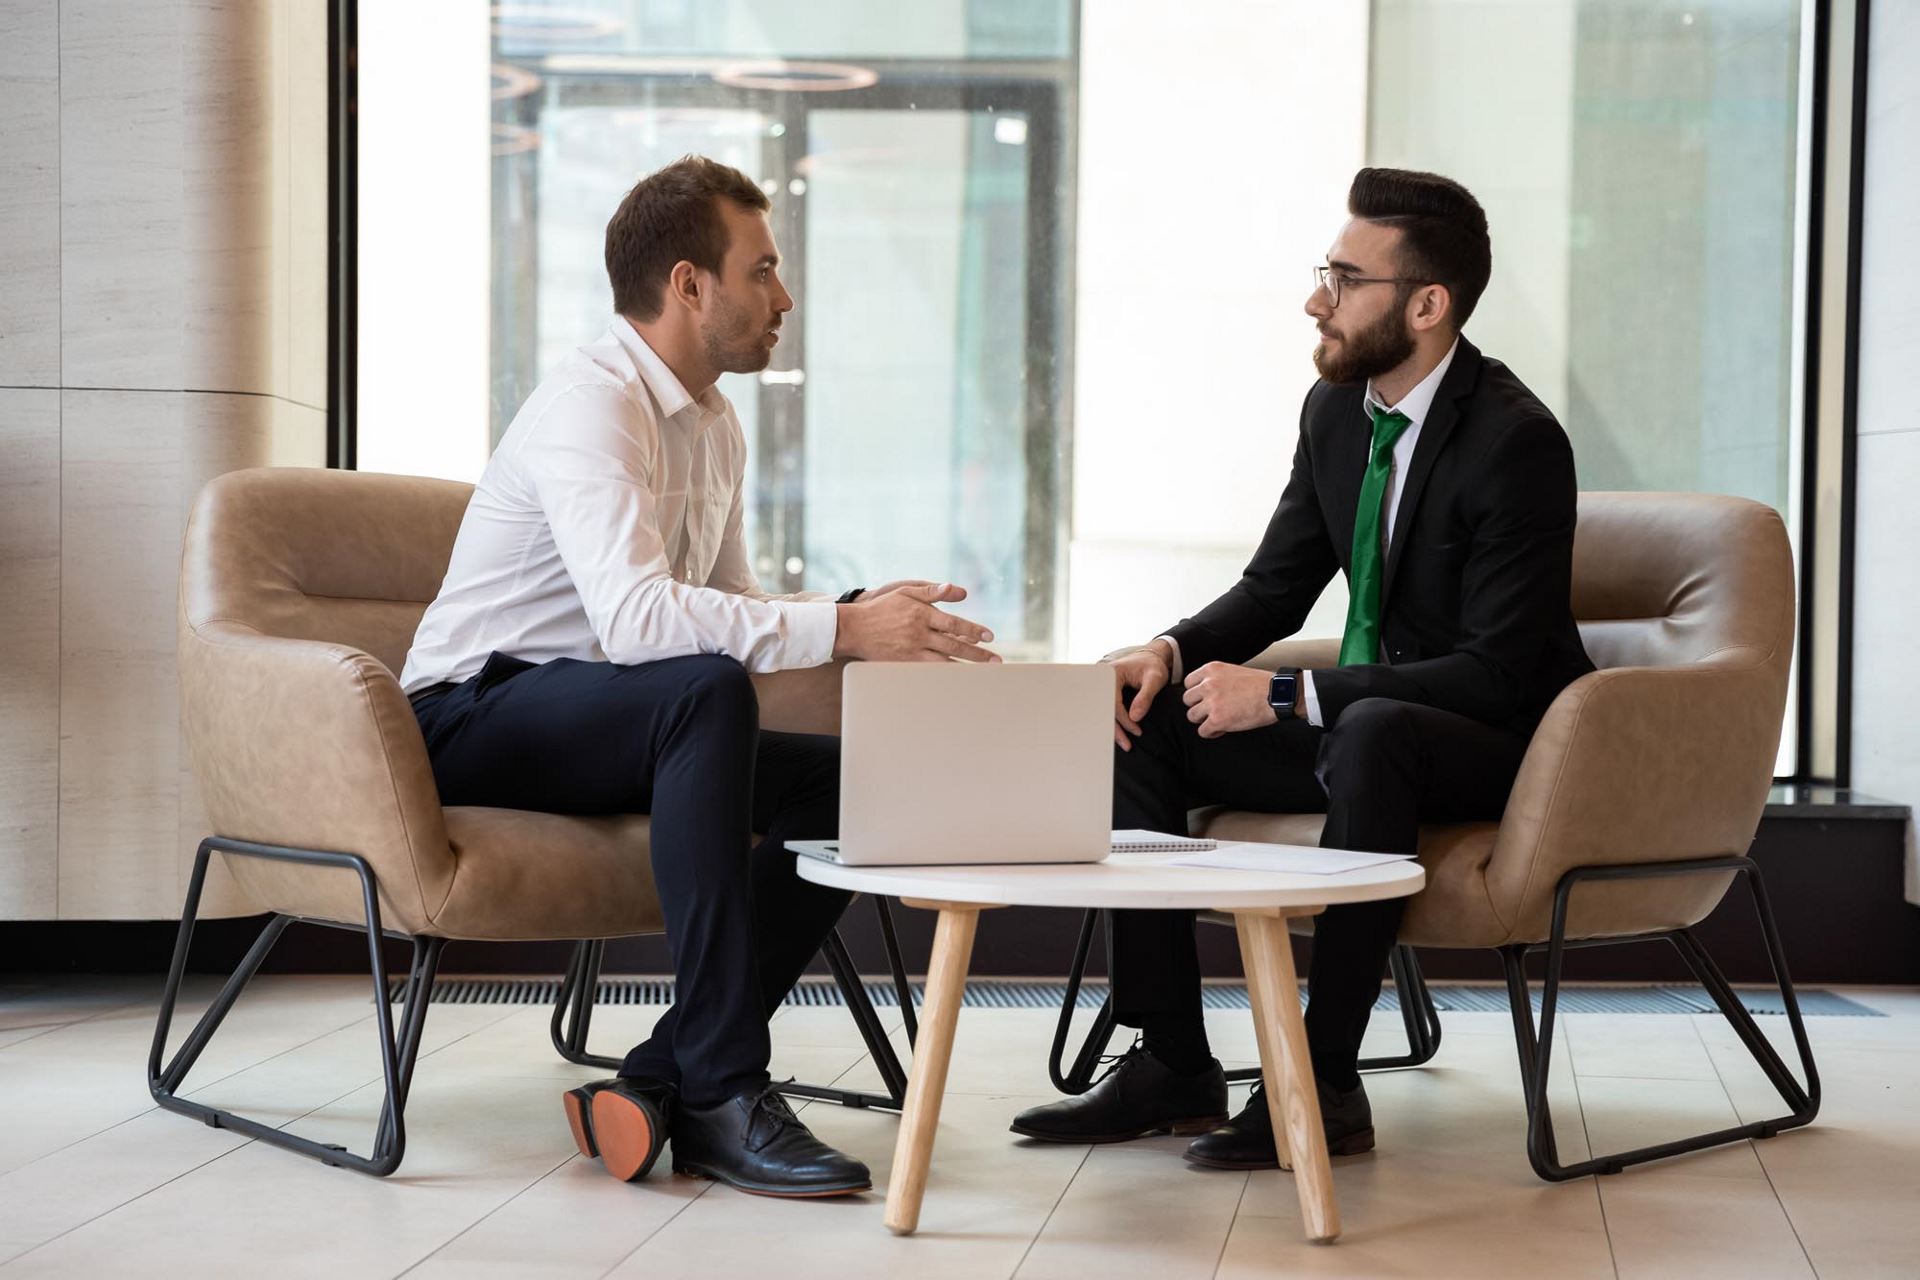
[1008,1114,1229,1145]
[1182,1127,1376,1170]
[563,1087,599,1159]
[672,1163,871,1199]
[584,1089,667,1183]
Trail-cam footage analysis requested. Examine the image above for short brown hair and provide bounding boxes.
[1348,167,1492,328]
[605,155,771,321]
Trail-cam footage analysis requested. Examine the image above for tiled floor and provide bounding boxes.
[1,975,1916,1278]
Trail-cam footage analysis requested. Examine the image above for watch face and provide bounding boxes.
[1270,673,1298,706]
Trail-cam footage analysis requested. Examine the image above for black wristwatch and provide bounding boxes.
[1268,667,1302,720]
[835,587,866,604]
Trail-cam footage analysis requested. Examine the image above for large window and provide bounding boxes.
[354,1,1821,768]
[485,3,1075,658]
[1367,0,1816,771]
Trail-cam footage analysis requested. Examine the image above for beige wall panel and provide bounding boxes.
[0,1,60,386]
[268,398,327,469]
[287,0,329,411]
[0,389,61,917]
[179,0,276,397]
[59,389,186,917]
[59,0,186,391]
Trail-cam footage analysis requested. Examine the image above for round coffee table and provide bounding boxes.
[793,850,1425,1243]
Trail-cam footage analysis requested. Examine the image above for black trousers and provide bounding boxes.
[410,650,850,1106]
[1109,692,1529,1090]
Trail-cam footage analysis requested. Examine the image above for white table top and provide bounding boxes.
[791,848,1424,911]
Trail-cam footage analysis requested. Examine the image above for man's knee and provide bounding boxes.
[1321,698,1418,777]
[672,654,758,731]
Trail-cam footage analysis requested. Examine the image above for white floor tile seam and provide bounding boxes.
[1688,1014,1820,1276]
[0,1003,532,1271]
[392,1148,581,1280]
[1557,1009,1624,1280]
[1,1000,404,1183]
[1006,1142,1096,1280]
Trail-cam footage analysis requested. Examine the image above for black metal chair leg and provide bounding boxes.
[548,912,918,1111]
[1050,911,1440,1093]
[874,895,919,1048]
[149,837,438,1177]
[1358,944,1444,1071]
[550,939,622,1072]
[1504,857,1820,1183]
[781,928,912,1111]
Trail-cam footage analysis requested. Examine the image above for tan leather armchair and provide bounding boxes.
[1057,492,1819,1180]
[153,467,865,1175]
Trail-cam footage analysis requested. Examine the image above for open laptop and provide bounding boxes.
[790,662,1113,867]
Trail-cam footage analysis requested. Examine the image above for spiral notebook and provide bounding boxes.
[1110,829,1218,854]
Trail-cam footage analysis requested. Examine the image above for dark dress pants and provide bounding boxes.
[1108,692,1529,1090]
[410,650,850,1106]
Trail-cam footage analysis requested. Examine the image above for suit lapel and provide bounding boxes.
[1380,337,1481,606]
[1317,385,1371,571]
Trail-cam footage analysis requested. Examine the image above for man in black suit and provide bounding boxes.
[1012,168,1594,1167]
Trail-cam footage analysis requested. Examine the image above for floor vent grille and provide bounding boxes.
[385,977,1882,1018]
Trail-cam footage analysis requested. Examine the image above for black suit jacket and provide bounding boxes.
[1166,336,1594,736]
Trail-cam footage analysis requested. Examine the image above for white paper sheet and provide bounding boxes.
[1166,842,1415,875]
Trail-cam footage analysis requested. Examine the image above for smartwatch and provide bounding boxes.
[1267,667,1302,720]
[835,587,866,604]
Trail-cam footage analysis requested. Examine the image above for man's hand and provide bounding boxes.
[833,583,1000,663]
[1182,662,1284,738]
[856,579,939,602]
[1106,640,1174,751]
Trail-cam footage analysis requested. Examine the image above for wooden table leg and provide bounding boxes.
[1235,909,1340,1244]
[885,899,989,1236]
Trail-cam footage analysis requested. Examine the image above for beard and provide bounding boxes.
[701,291,775,375]
[1312,301,1416,385]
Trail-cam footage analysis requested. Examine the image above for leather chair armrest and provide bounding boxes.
[1485,656,1786,943]
[179,617,455,933]
[753,659,848,736]
[1247,638,1341,673]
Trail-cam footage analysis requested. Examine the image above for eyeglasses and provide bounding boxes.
[1312,264,1420,308]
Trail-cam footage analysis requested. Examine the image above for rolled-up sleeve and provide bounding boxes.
[521,385,837,672]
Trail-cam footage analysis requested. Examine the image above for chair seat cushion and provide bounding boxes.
[1189,808,1511,948]
[432,808,664,941]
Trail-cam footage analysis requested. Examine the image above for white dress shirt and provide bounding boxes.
[1157,339,1459,728]
[400,317,837,695]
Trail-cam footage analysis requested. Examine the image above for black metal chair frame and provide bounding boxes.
[550,896,920,1110]
[1049,911,1442,1095]
[151,836,921,1178]
[1501,856,1819,1180]
[1047,856,1819,1181]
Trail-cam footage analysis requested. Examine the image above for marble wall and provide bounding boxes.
[0,0,327,920]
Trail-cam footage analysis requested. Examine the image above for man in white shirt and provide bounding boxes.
[1010,168,1592,1168]
[402,156,997,1198]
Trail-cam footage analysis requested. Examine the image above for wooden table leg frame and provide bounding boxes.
[886,898,1341,1245]
[1234,905,1339,1243]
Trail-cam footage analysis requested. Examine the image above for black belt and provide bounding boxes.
[408,681,458,707]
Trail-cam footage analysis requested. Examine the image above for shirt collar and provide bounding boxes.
[1364,337,1460,430]
[611,315,728,423]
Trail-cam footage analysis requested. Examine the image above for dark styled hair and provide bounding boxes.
[605,155,771,321]
[1347,167,1492,328]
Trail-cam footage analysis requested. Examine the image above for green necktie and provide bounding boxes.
[1338,406,1413,667]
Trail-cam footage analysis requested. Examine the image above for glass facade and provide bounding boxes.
[490,0,1076,658]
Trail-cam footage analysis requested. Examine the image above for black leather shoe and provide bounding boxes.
[1183,1078,1374,1170]
[671,1082,872,1198]
[565,1076,676,1182]
[1009,1043,1229,1144]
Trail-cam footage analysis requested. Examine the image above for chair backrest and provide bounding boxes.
[181,468,474,676]
[1487,490,1796,943]
[1569,491,1794,675]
